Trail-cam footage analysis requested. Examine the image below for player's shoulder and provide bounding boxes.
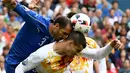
[85,37,99,49]
[25,6,51,29]
[85,37,95,42]
[38,42,55,52]
[34,42,55,55]
[30,42,55,60]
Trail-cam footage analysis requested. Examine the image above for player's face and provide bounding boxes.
[52,24,72,41]
[65,41,83,57]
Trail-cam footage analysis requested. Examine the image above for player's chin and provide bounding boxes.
[54,37,63,42]
[67,53,75,58]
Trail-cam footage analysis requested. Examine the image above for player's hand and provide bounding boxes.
[28,0,40,9]
[2,0,8,3]
[2,0,17,8]
[110,39,122,49]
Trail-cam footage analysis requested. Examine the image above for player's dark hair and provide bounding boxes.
[67,12,77,30]
[53,16,72,29]
[66,31,86,49]
[67,12,76,18]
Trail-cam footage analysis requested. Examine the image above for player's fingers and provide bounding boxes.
[113,42,119,48]
[2,0,10,3]
[110,39,119,47]
[119,43,123,49]
[115,46,120,49]
[31,0,40,5]
[114,43,122,49]
[34,5,39,9]
[113,39,119,43]
[36,0,40,5]
[119,45,122,49]
[114,44,119,49]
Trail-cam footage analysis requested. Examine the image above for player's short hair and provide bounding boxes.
[67,12,77,30]
[66,31,86,49]
[53,16,72,29]
[67,12,76,18]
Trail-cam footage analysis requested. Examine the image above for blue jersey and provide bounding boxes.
[6,4,53,65]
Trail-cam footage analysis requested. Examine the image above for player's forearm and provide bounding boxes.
[95,43,112,60]
[13,3,30,21]
[15,63,25,73]
[81,43,113,60]
[15,49,44,72]
[13,2,49,29]
[3,0,31,21]
[15,62,37,73]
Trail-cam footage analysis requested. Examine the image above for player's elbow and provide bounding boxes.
[15,63,24,73]
[15,67,20,73]
[95,50,105,60]
[96,56,104,60]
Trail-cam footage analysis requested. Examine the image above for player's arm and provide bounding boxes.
[91,41,106,73]
[15,48,45,73]
[15,56,40,73]
[3,0,49,30]
[80,39,122,60]
[3,0,29,21]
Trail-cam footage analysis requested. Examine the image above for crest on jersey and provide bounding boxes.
[22,59,28,66]
[76,14,80,19]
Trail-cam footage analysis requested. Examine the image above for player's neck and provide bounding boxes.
[53,42,66,56]
[49,24,53,37]
[84,33,88,37]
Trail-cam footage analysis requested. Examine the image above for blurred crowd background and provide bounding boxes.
[0,0,130,73]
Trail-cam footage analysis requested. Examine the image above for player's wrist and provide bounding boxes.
[107,43,113,49]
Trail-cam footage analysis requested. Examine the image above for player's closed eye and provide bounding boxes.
[63,32,69,39]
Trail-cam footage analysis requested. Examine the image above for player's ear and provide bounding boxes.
[67,40,73,46]
[63,34,68,40]
[54,23,60,29]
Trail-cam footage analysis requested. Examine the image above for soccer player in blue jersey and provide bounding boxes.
[3,0,73,73]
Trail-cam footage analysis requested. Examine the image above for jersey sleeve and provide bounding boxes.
[85,37,99,49]
[15,48,45,73]
[80,43,113,60]
[86,37,107,72]
[13,3,50,30]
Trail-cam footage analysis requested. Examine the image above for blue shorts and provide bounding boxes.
[5,61,37,73]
